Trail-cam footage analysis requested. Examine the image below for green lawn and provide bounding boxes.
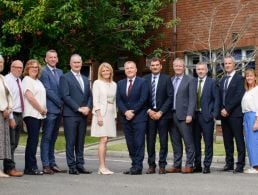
[19,132,99,152]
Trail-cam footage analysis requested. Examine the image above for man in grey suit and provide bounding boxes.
[166,58,196,174]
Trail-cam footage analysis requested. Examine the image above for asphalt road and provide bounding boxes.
[0,147,258,195]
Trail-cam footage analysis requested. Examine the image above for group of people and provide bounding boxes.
[0,50,257,178]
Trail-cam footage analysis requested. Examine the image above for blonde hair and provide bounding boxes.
[23,59,42,79]
[98,62,113,82]
[244,68,257,90]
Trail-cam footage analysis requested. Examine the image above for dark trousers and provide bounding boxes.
[123,121,146,170]
[24,117,42,170]
[170,113,195,168]
[146,118,170,168]
[193,112,214,168]
[40,113,61,167]
[4,113,23,171]
[221,116,246,169]
[63,116,86,169]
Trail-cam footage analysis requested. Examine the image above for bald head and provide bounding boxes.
[11,60,24,78]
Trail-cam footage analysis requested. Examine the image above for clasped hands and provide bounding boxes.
[125,110,135,120]
[78,107,90,116]
[148,110,162,120]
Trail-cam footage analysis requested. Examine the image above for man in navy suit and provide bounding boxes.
[59,54,92,175]
[40,49,64,174]
[116,61,148,175]
[144,57,173,174]
[219,56,245,173]
[192,62,219,174]
[166,58,196,174]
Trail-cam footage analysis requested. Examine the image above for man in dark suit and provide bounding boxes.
[59,54,92,175]
[144,57,173,174]
[219,56,245,173]
[116,61,148,175]
[40,49,64,174]
[192,62,219,174]
[166,58,196,174]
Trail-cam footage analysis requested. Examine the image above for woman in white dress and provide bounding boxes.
[241,68,258,174]
[91,62,117,175]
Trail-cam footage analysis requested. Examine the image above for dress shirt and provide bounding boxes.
[197,76,207,93]
[225,70,236,88]
[173,74,183,109]
[5,73,23,113]
[241,86,258,116]
[126,76,136,96]
[71,70,84,91]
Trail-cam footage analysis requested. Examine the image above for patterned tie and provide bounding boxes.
[52,68,59,82]
[173,77,180,109]
[222,76,230,106]
[151,76,156,108]
[127,79,133,96]
[16,79,24,112]
[197,79,203,111]
[76,74,84,92]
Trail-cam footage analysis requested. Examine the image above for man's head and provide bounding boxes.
[224,56,235,74]
[124,61,137,79]
[150,57,162,75]
[70,54,82,73]
[196,62,208,79]
[45,49,58,68]
[173,58,185,76]
[10,60,23,78]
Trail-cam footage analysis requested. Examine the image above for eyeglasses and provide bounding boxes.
[12,66,23,69]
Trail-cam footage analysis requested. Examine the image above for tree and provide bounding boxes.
[0,0,175,69]
[183,0,257,79]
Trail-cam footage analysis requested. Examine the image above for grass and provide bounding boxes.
[19,132,99,152]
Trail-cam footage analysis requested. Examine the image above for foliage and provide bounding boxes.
[0,0,175,69]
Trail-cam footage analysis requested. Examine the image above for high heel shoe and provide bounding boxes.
[0,170,9,178]
[98,167,114,175]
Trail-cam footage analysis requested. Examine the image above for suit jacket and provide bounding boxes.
[116,76,148,123]
[196,77,220,122]
[219,73,244,117]
[172,75,196,120]
[40,66,63,114]
[59,71,92,117]
[144,73,173,119]
[92,79,117,118]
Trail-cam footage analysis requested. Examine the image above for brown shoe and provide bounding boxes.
[146,167,156,174]
[159,167,166,174]
[43,167,54,175]
[181,167,193,174]
[7,169,23,177]
[166,167,181,173]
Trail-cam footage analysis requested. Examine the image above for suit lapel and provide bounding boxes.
[70,71,84,94]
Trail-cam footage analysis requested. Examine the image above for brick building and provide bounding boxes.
[136,0,258,77]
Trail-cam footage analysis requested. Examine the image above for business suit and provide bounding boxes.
[40,65,63,169]
[144,73,173,169]
[59,71,92,170]
[219,73,245,170]
[116,76,148,172]
[193,77,219,170]
[170,75,196,169]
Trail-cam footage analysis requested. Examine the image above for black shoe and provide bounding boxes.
[69,168,79,175]
[222,165,234,171]
[193,166,202,173]
[123,169,131,174]
[77,167,92,174]
[130,169,142,175]
[24,169,43,175]
[203,167,210,174]
[233,167,243,174]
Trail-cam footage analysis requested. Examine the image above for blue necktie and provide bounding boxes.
[151,76,156,108]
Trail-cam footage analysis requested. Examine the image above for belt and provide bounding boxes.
[13,112,22,115]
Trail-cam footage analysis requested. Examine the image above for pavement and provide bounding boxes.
[1,137,258,195]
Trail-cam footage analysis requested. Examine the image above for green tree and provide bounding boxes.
[0,0,176,69]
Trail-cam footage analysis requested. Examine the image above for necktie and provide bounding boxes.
[16,79,24,112]
[173,77,180,109]
[76,74,84,92]
[152,76,156,108]
[52,68,59,82]
[197,79,203,110]
[127,79,133,96]
[222,76,230,106]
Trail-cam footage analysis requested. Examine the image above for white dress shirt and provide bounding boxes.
[126,76,136,95]
[71,70,84,91]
